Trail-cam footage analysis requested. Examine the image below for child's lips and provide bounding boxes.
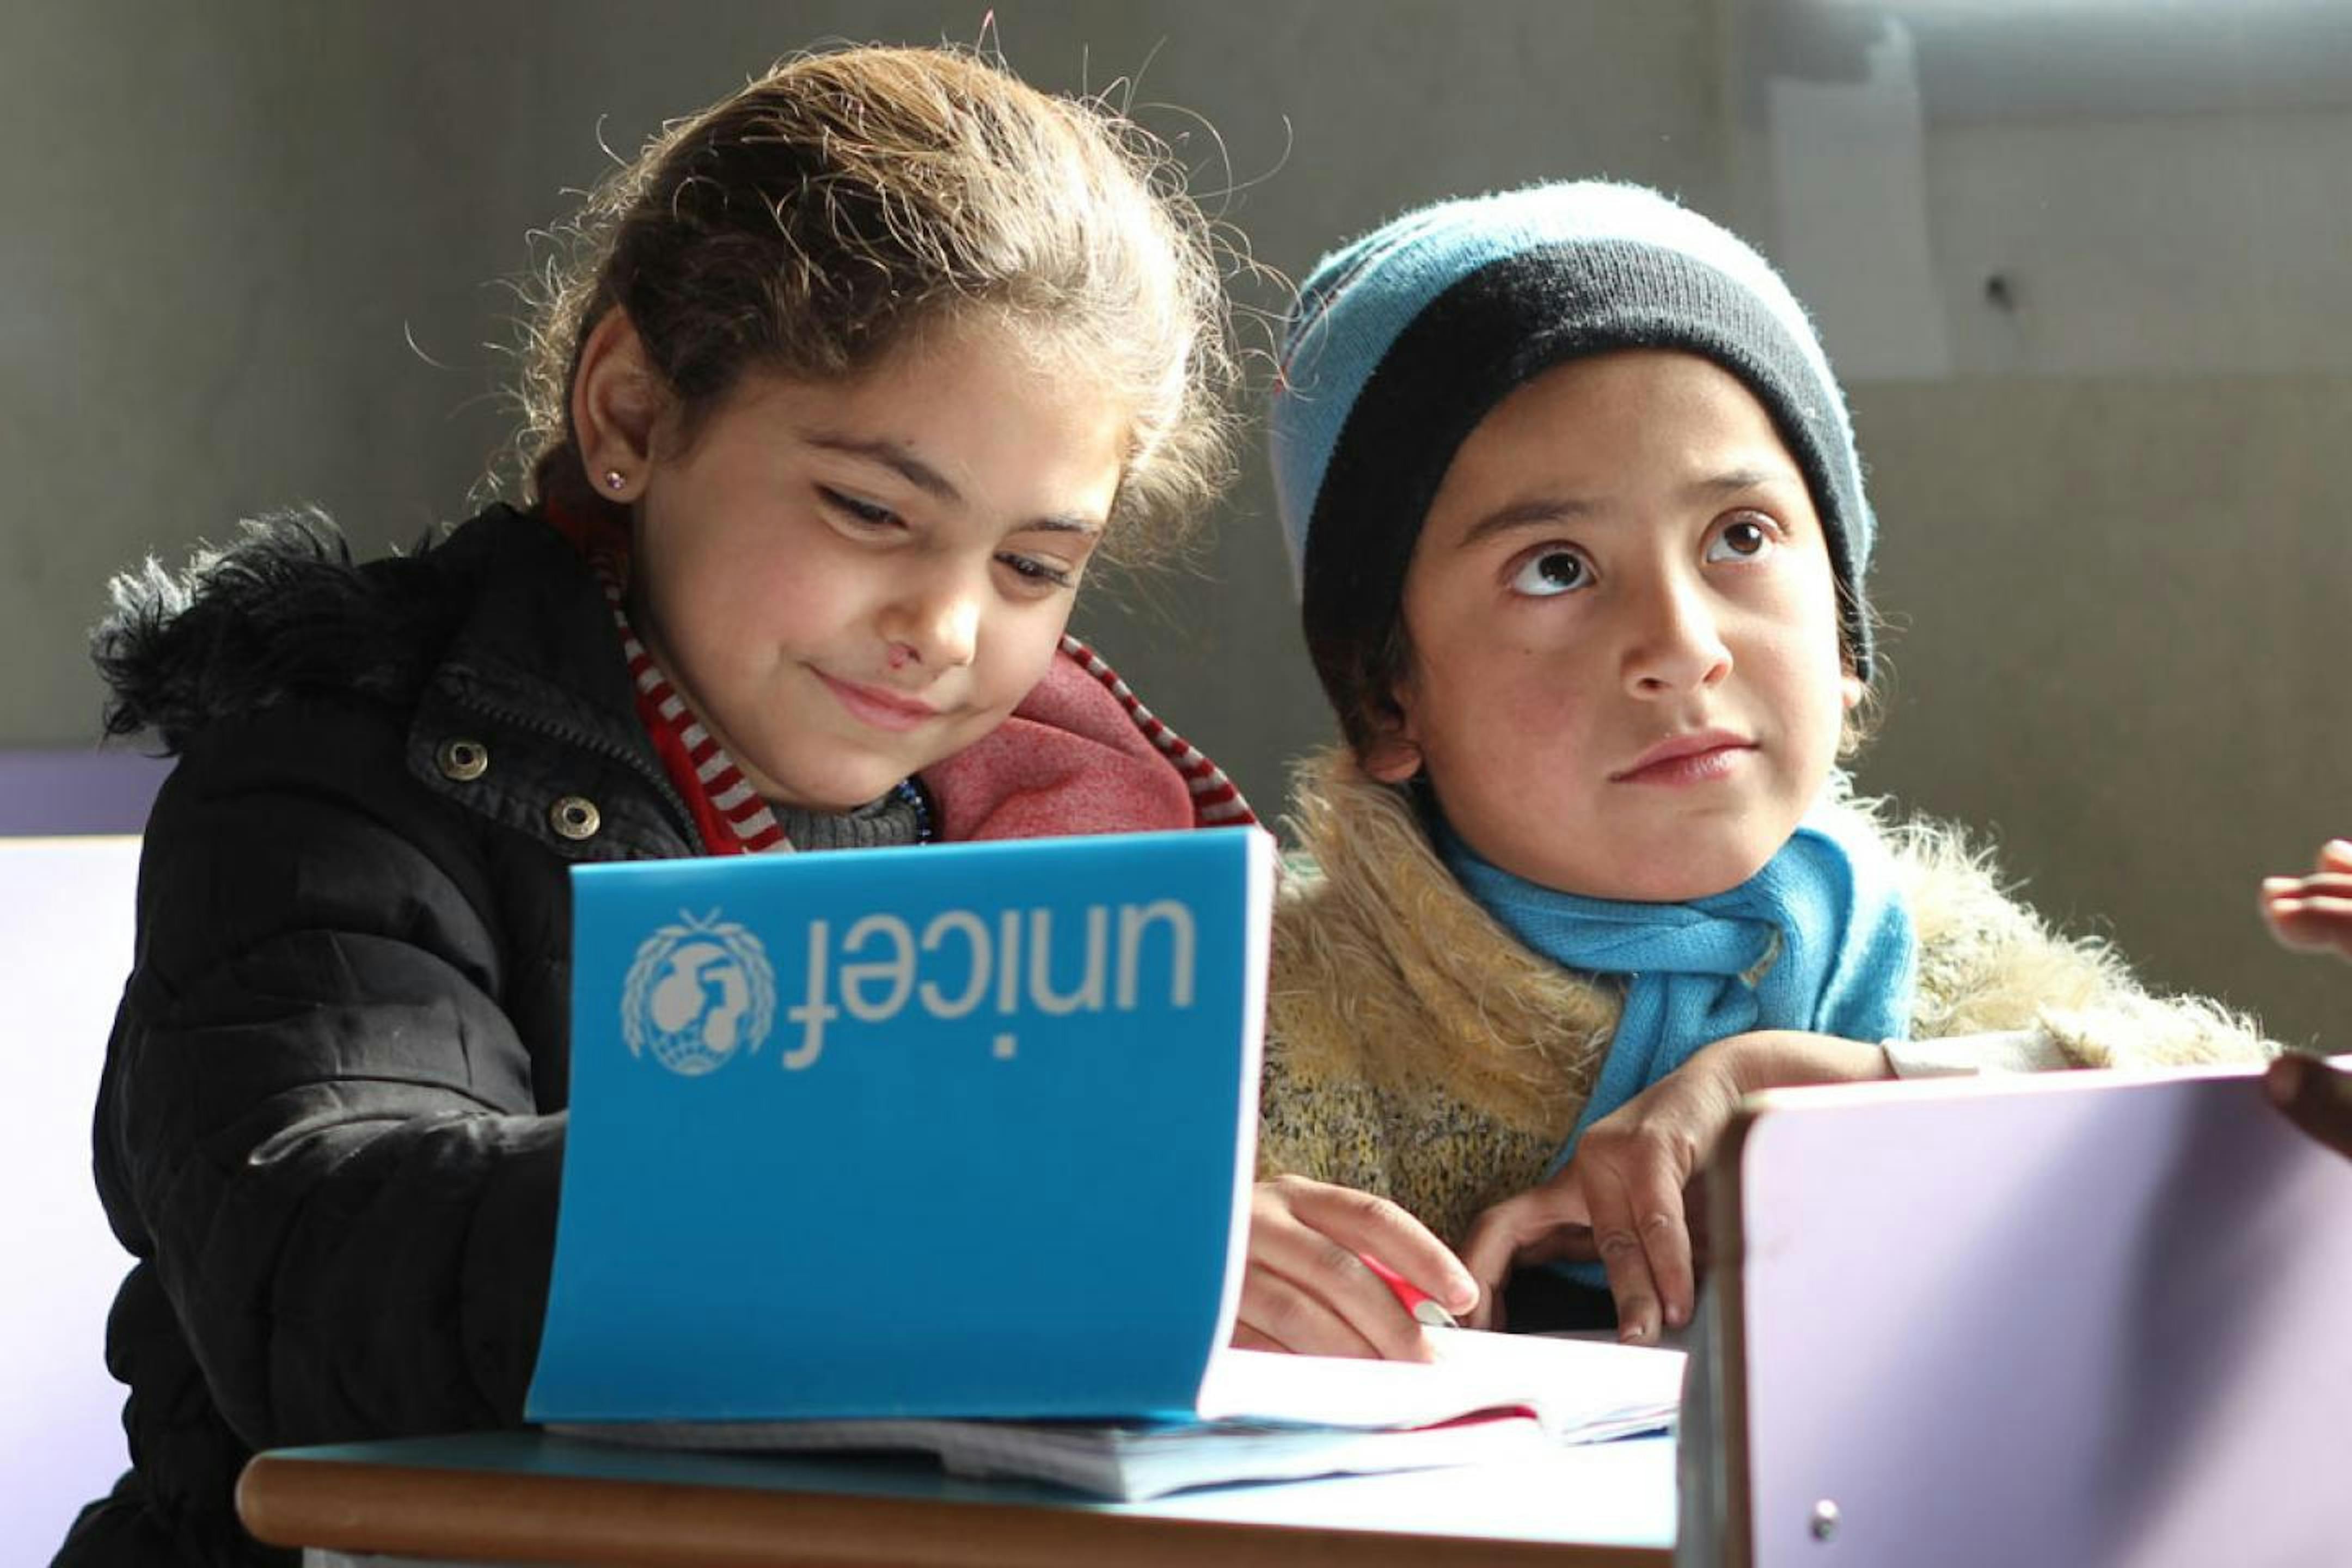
[817,671,941,732]
[1612,731,1756,785]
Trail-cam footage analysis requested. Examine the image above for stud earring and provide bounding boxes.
[602,469,627,493]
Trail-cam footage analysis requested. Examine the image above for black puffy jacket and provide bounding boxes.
[59,506,710,1565]
[60,503,1245,1565]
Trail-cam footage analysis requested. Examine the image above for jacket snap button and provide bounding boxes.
[549,795,602,841]
[436,738,489,782]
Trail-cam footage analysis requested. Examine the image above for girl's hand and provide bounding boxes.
[1235,1175,1479,1360]
[2261,840,2352,963]
[1458,1031,1892,1344]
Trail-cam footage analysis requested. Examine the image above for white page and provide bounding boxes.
[1194,1334,1682,1438]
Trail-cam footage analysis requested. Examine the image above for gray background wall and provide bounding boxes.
[7,0,2348,1049]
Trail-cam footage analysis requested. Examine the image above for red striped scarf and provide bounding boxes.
[583,547,791,855]
[1053,638,1252,828]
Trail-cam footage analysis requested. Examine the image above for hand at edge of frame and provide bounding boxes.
[2261,839,2352,963]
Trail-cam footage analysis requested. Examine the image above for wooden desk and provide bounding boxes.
[239,1429,1675,1567]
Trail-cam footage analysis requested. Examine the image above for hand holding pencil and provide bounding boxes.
[1235,1175,1478,1361]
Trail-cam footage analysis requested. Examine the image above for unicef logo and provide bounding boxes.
[620,910,777,1076]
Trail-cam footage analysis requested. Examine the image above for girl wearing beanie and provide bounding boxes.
[1244,181,2271,1358]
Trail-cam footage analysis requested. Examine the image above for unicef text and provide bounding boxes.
[783,899,1197,1068]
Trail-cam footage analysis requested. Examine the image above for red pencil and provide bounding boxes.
[1356,1251,1460,1328]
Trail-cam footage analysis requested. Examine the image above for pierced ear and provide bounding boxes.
[571,310,664,503]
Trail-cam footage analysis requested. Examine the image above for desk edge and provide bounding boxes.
[237,1451,1671,1568]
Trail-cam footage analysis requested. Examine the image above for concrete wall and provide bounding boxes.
[7,1,2347,1054]
[2,0,1729,771]
[1728,3,2352,1045]
[1853,374,2352,1051]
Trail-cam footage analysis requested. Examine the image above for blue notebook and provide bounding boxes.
[525,826,1275,1425]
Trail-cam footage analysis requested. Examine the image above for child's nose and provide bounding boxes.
[1621,571,1732,697]
[883,572,982,670]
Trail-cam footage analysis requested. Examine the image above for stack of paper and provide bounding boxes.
[559,1337,1683,1500]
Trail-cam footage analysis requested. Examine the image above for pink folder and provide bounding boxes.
[1707,1063,2352,1568]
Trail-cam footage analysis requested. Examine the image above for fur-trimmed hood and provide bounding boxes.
[1278,746,2266,1076]
[1259,747,2270,1244]
[94,509,479,755]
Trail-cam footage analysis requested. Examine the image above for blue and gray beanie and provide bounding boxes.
[1269,180,1875,749]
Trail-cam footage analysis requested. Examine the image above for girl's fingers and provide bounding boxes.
[1235,1250,1389,1360]
[1457,1181,1589,1320]
[1454,1200,1530,1328]
[1582,1162,1663,1345]
[1285,1180,1478,1316]
[2266,896,2352,956]
[2275,895,2352,922]
[2264,842,2352,889]
[1248,1183,1453,1360]
[2265,874,2352,901]
[1630,1161,1696,1331]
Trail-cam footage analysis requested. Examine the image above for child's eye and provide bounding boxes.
[819,487,901,529]
[997,552,1076,591]
[1508,547,1594,598]
[1706,516,1778,562]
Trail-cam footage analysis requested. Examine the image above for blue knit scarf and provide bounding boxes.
[1438,804,1918,1279]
